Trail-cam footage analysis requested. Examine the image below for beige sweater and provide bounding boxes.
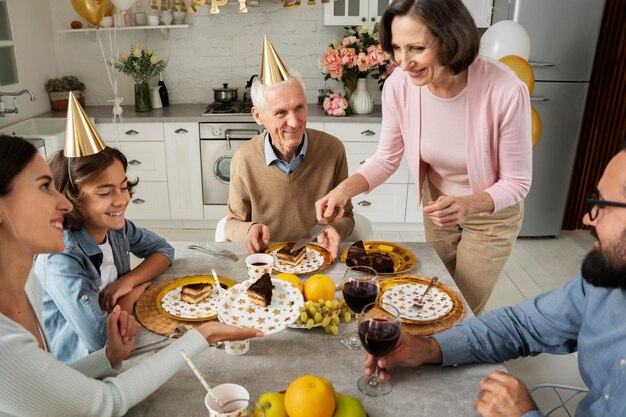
[225,128,354,242]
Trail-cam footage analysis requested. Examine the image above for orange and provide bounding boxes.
[284,375,336,417]
[274,272,304,293]
[303,274,335,302]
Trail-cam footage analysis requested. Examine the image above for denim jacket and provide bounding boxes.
[34,219,174,362]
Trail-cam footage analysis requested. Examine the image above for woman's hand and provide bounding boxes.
[315,189,348,223]
[364,334,442,381]
[105,305,140,366]
[100,279,135,312]
[422,195,471,227]
[196,322,264,344]
[317,226,340,259]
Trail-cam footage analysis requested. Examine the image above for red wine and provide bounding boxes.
[342,281,378,314]
[358,318,401,357]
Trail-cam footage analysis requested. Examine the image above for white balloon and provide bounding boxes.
[480,20,531,60]
[111,0,137,11]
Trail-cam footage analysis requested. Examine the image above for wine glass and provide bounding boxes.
[341,266,379,350]
[356,302,401,396]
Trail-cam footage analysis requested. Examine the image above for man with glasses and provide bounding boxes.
[363,143,626,417]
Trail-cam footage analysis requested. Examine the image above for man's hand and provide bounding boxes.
[100,279,134,312]
[105,305,140,366]
[247,223,270,254]
[474,371,538,417]
[317,226,340,259]
[364,333,443,381]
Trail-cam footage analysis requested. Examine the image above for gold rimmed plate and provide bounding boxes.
[263,242,332,275]
[340,241,416,275]
[378,275,461,324]
[156,275,237,322]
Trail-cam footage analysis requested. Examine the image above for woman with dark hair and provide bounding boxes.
[0,135,261,416]
[34,147,175,362]
[317,0,532,314]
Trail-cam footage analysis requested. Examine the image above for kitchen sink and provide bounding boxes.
[0,118,66,156]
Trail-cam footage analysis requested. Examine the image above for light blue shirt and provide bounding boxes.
[264,131,308,174]
[433,271,626,417]
[34,219,174,363]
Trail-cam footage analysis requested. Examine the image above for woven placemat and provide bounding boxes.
[135,280,213,336]
[380,274,466,337]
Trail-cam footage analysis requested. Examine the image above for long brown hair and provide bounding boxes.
[380,0,480,75]
[0,135,38,196]
[48,147,138,230]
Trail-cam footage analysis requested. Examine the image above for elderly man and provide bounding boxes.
[363,143,626,417]
[224,38,354,256]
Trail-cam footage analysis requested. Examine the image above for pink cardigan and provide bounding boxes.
[358,55,532,213]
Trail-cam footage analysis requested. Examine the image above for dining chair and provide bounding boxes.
[346,213,374,241]
[529,384,588,416]
[214,216,229,242]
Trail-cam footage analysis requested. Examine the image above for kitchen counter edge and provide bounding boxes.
[34,103,382,124]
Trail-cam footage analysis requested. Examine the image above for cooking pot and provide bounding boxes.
[213,83,238,103]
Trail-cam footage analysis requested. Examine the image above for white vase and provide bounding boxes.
[349,77,374,115]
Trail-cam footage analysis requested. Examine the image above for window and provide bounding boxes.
[0,0,18,86]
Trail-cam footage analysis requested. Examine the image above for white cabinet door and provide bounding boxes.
[404,181,424,224]
[126,181,170,220]
[96,122,164,142]
[353,183,407,222]
[343,141,409,184]
[105,141,167,182]
[324,0,391,26]
[164,122,204,220]
[463,0,493,28]
[324,122,381,143]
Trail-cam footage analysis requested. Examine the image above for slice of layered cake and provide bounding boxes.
[247,273,273,307]
[180,282,213,304]
[276,242,307,266]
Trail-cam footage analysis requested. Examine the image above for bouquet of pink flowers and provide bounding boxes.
[323,93,349,117]
[320,23,396,91]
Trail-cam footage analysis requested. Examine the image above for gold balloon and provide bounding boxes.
[499,55,535,95]
[531,107,542,148]
[70,0,106,26]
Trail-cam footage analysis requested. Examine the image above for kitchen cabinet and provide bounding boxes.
[463,0,493,28]
[96,122,171,220]
[404,180,424,223]
[324,0,391,26]
[164,122,204,220]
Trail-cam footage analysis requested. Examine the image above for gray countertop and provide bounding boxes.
[125,241,502,417]
[36,103,382,124]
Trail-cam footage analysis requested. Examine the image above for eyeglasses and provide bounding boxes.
[586,194,626,221]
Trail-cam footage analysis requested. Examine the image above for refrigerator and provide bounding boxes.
[492,0,606,236]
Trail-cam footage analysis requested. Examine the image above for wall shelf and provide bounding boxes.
[56,24,189,40]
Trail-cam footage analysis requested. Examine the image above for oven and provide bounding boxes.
[200,122,262,205]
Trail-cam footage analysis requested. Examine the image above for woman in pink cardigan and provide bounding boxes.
[317,0,532,314]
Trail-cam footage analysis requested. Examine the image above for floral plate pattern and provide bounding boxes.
[381,282,453,323]
[263,243,332,275]
[156,275,237,322]
[218,279,304,335]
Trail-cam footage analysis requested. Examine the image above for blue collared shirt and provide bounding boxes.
[34,219,174,362]
[264,131,308,174]
[433,271,626,417]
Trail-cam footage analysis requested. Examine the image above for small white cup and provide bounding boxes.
[225,340,250,356]
[245,254,273,279]
[147,14,160,26]
[205,384,250,417]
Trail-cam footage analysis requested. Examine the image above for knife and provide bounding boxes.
[291,212,339,252]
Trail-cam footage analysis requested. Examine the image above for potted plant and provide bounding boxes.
[45,75,86,111]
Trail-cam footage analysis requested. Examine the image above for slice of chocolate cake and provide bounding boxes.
[181,282,213,304]
[276,242,307,266]
[247,273,273,307]
[369,253,395,273]
[345,241,396,273]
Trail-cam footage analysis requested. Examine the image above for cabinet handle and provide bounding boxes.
[359,160,366,165]
[357,200,372,207]
[175,128,188,134]
[530,96,550,102]
[125,129,139,135]
[361,17,366,22]
[371,17,375,22]
[361,129,375,136]
[132,198,145,204]
[128,159,142,166]
[529,61,555,68]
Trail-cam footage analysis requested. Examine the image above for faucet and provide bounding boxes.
[0,89,36,117]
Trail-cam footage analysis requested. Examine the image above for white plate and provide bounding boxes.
[266,245,331,275]
[381,283,453,322]
[218,279,304,335]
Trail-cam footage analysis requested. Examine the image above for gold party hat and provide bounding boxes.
[260,35,291,85]
[64,91,106,158]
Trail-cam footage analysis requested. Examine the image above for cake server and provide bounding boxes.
[291,211,339,252]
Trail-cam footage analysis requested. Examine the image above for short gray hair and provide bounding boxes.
[250,71,305,115]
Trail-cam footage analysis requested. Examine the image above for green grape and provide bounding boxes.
[308,305,317,316]
[300,311,308,322]
[306,318,315,329]
[324,325,332,334]
[321,316,331,328]
[325,300,333,308]
[314,312,323,323]
[330,324,339,335]
[343,311,352,323]
[331,314,340,325]
[304,301,314,308]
